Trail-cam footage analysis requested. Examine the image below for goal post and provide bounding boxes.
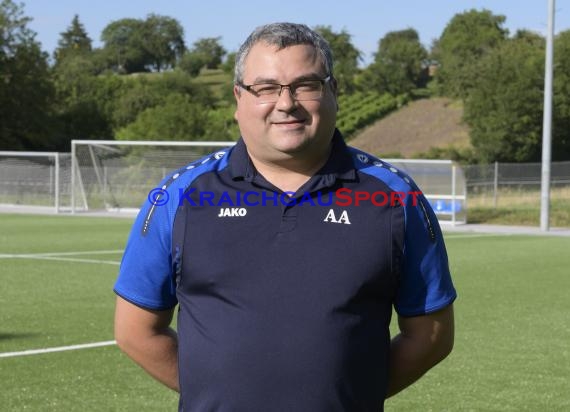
[0,151,73,212]
[70,140,236,213]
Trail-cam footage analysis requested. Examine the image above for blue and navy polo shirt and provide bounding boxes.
[114,130,456,412]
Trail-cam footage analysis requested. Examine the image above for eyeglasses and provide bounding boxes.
[238,76,331,104]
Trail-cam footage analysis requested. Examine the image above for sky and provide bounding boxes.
[22,0,569,66]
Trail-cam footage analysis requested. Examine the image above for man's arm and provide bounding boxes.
[114,296,179,392]
[386,304,455,398]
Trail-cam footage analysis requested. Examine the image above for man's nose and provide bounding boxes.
[275,86,297,110]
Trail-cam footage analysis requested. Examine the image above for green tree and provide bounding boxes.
[111,79,167,129]
[221,51,236,75]
[513,29,545,47]
[434,9,508,99]
[116,93,235,141]
[101,15,185,73]
[178,50,206,77]
[142,14,185,72]
[101,18,148,73]
[188,36,226,70]
[314,26,361,94]
[54,14,92,64]
[361,28,427,95]
[552,30,570,160]
[463,35,544,162]
[52,54,119,142]
[0,0,56,149]
[111,72,213,129]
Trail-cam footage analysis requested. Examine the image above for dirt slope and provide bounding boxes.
[348,97,471,157]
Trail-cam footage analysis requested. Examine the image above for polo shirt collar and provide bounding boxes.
[227,136,256,181]
[316,129,356,182]
[227,128,356,186]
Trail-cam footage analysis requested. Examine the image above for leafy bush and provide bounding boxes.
[115,93,237,141]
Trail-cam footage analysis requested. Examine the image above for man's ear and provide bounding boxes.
[233,85,240,122]
[233,84,241,100]
[330,76,338,96]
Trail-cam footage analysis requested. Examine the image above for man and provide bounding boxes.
[114,22,456,411]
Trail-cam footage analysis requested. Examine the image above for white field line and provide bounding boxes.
[0,249,123,266]
[11,255,120,265]
[0,340,117,358]
[0,249,123,257]
[0,250,122,358]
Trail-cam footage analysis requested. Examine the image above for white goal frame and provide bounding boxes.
[70,140,236,214]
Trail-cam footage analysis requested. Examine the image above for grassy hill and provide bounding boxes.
[348,97,471,158]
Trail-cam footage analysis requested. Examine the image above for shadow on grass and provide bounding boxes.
[0,332,42,341]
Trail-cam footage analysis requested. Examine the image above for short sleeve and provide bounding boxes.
[113,190,178,310]
[394,193,457,317]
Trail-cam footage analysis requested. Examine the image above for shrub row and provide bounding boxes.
[337,93,403,138]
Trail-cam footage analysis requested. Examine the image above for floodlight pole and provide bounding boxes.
[540,0,555,231]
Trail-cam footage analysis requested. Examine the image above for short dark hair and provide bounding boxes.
[234,22,333,84]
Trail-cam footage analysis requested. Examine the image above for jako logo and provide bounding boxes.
[323,209,351,225]
[218,207,247,217]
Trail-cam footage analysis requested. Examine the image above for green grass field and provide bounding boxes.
[467,187,570,227]
[1,214,569,411]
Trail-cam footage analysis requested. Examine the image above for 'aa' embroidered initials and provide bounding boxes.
[323,209,351,225]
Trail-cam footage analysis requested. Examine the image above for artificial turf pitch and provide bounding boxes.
[1,214,568,411]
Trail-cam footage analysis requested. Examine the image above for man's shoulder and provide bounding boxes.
[137,146,235,230]
[160,146,235,194]
[345,145,417,193]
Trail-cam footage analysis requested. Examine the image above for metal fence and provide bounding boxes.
[463,161,570,207]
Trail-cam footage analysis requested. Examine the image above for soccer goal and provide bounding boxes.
[70,140,236,213]
[385,159,467,225]
[0,151,73,212]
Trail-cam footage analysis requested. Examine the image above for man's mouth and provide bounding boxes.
[273,119,305,126]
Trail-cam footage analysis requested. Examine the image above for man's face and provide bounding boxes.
[234,42,337,163]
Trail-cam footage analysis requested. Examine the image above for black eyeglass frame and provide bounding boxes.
[237,75,332,101]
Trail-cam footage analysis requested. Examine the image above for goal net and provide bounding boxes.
[0,151,73,212]
[70,140,236,213]
[385,159,467,225]
[1,146,466,223]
